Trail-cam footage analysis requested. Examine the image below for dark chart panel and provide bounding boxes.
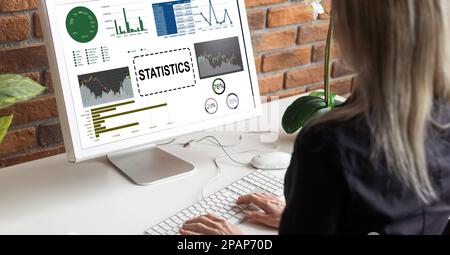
[78,67,134,108]
[194,37,244,79]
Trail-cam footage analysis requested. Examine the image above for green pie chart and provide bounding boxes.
[66,6,98,43]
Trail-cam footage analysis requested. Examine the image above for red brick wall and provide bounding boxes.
[0,0,354,168]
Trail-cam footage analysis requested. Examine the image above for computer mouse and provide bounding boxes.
[250,152,292,170]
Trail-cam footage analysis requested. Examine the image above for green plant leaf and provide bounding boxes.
[282,96,327,134]
[0,115,13,144]
[0,94,17,109]
[309,91,337,107]
[0,74,46,110]
[308,91,325,98]
[0,74,23,83]
[309,107,332,120]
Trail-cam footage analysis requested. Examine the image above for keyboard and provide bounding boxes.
[145,170,284,235]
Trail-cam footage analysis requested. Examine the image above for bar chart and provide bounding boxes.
[114,8,146,36]
[90,100,169,138]
[102,3,149,38]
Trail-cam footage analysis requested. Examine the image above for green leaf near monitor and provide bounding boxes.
[0,115,13,144]
[0,94,17,109]
[0,74,46,110]
[308,91,337,107]
[282,96,327,134]
[309,107,332,120]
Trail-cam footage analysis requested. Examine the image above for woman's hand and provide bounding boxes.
[237,193,286,229]
[180,214,243,235]
[179,193,285,235]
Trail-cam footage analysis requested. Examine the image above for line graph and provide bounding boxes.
[197,52,239,69]
[78,67,134,108]
[199,0,232,27]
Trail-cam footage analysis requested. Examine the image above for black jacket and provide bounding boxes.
[279,105,450,235]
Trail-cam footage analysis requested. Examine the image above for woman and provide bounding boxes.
[180,0,450,235]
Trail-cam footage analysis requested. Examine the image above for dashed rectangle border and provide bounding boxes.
[133,48,197,97]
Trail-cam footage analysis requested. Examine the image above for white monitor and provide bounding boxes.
[39,0,261,184]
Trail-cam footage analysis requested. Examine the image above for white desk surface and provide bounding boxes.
[0,97,299,235]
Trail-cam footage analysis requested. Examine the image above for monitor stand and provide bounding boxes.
[107,145,195,186]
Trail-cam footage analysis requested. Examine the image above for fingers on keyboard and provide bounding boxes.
[146,171,284,235]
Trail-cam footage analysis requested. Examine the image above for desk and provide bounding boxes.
[0,96,301,235]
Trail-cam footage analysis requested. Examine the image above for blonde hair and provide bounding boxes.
[318,0,450,203]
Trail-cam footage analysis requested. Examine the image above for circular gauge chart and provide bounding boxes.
[66,6,98,43]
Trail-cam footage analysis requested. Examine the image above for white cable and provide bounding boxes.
[197,137,242,148]
[156,138,177,146]
[200,147,280,199]
[157,132,280,199]
[157,130,277,148]
[157,135,243,148]
[201,158,223,200]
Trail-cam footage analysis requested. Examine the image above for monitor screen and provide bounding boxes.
[40,0,261,162]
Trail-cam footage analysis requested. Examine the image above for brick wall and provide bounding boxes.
[0,0,354,168]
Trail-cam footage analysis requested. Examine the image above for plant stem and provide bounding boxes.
[324,17,333,107]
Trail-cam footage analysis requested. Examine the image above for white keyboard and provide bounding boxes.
[145,170,284,235]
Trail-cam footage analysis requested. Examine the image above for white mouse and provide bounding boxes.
[251,152,292,170]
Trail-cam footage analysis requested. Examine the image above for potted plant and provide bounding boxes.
[282,0,342,134]
[0,74,46,144]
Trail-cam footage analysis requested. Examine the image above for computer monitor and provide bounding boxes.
[39,0,261,185]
